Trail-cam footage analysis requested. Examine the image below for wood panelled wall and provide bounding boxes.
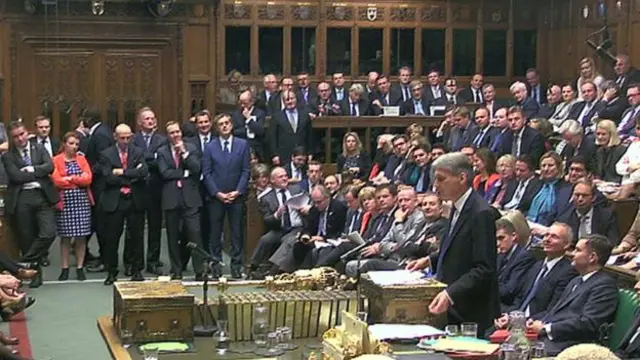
[541,0,640,84]
[3,1,630,134]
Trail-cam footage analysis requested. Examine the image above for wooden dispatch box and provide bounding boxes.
[360,275,447,325]
[113,281,195,344]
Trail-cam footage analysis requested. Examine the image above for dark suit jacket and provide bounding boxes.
[598,97,628,124]
[424,85,446,102]
[483,100,511,119]
[503,177,543,214]
[157,142,202,210]
[498,246,536,308]
[537,103,557,120]
[445,123,480,152]
[181,120,198,138]
[256,89,277,113]
[339,98,373,116]
[302,199,348,240]
[435,190,500,333]
[560,138,598,172]
[314,98,343,117]
[75,131,90,155]
[98,145,149,212]
[516,97,540,119]
[556,204,620,245]
[330,87,349,104]
[471,126,500,149]
[202,136,251,199]
[596,145,626,183]
[133,131,168,187]
[371,91,403,115]
[344,208,364,234]
[296,87,319,108]
[616,312,640,359]
[527,84,548,105]
[400,98,431,116]
[459,86,484,103]
[86,122,114,168]
[507,257,577,319]
[269,108,314,161]
[2,144,58,215]
[336,152,371,180]
[567,100,606,128]
[539,271,618,356]
[231,107,267,159]
[617,68,640,94]
[364,210,396,243]
[430,94,465,107]
[499,127,546,165]
[29,136,60,157]
[259,185,304,232]
[404,164,431,193]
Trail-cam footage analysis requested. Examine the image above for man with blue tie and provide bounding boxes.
[202,114,251,279]
[400,81,430,115]
[526,68,547,105]
[268,90,314,166]
[471,107,499,149]
[490,107,510,153]
[131,107,167,275]
[567,81,605,133]
[617,84,640,139]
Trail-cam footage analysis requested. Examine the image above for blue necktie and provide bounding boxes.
[416,170,426,192]
[580,103,593,127]
[23,149,32,166]
[436,206,457,279]
[414,101,424,115]
[143,134,151,148]
[519,262,549,311]
[223,140,230,153]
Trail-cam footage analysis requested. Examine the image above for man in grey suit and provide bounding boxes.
[526,234,618,356]
[248,167,305,279]
[444,106,479,152]
[346,187,426,277]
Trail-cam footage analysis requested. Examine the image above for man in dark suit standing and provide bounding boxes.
[202,114,251,279]
[510,81,540,119]
[499,106,546,165]
[526,234,618,356]
[2,121,58,288]
[330,72,348,103]
[314,82,342,117]
[269,90,314,166]
[406,152,500,334]
[248,167,305,279]
[556,179,619,246]
[502,155,542,213]
[74,119,90,155]
[256,74,279,113]
[424,70,445,103]
[84,107,115,272]
[526,68,547,105]
[296,72,318,109]
[459,73,484,103]
[30,116,59,158]
[431,78,464,106]
[131,107,167,275]
[99,124,148,285]
[269,185,347,273]
[157,121,204,280]
[371,75,403,115]
[232,90,266,161]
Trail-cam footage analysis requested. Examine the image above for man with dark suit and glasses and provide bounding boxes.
[406,152,500,334]
[99,124,148,285]
[269,90,314,166]
[202,114,251,279]
[2,121,58,288]
[131,107,167,276]
[157,121,204,280]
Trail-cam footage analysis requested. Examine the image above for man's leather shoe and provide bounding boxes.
[124,265,133,277]
[131,272,144,282]
[28,272,42,288]
[104,273,117,286]
[247,270,266,280]
[211,265,222,279]
[146,265,163,276]
[40,257,50,267]
[86,263,105,273]
[0,331,19,345]
[230,267,243,280]
[17,268,38,280]
[194,273,204,282]
[171,273,182,280]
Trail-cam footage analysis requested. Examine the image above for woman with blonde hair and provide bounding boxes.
[336,132,371,180]
[369,134,395,180]
[595,119,625,183]
[527,151,571,226]
[576,57,604,100]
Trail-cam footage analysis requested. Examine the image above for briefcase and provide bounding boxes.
[360,274,447,325]
[113,282,195,344]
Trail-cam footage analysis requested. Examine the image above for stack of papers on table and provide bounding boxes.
[369,324,445,340]
[367,270,427,286]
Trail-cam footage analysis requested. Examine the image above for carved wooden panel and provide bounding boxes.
[512,0,536,27]
[483,2,508,24]
[291,5,318,21]
[357,7,384,22]
[224,3,252,20]
[190,81,208,115]
[4,1,189,17]
[257,4,285,20]
[390,7,416,22]
[421,4,447,23]
[451,2,478,24]
[326,5,354,21]
[0,79,4,121]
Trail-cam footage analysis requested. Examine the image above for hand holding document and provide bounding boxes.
[286,193,310,210]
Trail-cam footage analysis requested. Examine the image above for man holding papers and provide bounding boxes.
[248,167,305,279]
[406,152,500,334]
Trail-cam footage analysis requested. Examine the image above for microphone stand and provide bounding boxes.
[193,260,219,337]
[356,251,364,315]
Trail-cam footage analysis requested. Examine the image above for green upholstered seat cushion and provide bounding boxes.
[608,289,640,350]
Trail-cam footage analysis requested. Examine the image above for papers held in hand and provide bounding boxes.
[346,232,366,245]
[286,193,310,210]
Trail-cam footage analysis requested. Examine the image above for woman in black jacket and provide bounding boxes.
[595,119,626,183]
[336,132,371,181]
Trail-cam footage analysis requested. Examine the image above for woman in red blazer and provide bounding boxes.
[51,132,94,281]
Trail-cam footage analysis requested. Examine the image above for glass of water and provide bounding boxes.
[531,341,546,358]
[253,320,270,347]
[461,322,478,338]
[445,324,460,337]
[276,326,298,350]
[142,346,159,360]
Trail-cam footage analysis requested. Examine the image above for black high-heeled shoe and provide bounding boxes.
[58,268,69,281]
[76,268,86,281]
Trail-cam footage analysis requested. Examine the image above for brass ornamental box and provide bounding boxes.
[360,275,447,325]
[113,282,195,344]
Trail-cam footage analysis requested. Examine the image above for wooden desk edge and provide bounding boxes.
[97,316,133,360]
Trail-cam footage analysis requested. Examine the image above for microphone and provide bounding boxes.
[340,239,376,262]
[186,242,225,266]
